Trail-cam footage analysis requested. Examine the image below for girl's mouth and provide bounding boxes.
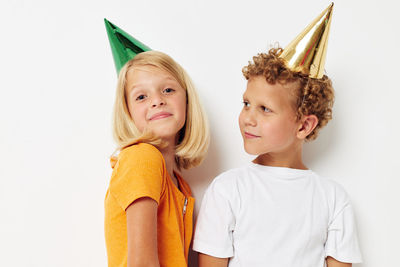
[150,112,172,121]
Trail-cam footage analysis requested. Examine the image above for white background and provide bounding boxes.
[1,0,399,266]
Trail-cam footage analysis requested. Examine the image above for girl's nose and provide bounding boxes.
[151,94,166,108]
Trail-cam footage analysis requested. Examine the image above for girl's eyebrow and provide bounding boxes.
[164,77,177,82]
[164,79,181,87]
[127,84,146,96]
[128,76,179,92]
[128,85,140,93]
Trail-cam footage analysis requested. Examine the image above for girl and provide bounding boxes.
[105,51,209,267]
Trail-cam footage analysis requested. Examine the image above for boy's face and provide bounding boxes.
[239,76,302,156]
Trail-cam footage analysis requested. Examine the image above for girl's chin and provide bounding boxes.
[152,125,184,139]
[154,132,178,142]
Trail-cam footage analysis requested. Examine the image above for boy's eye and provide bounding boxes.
[136,94,146,101]
[261,106,271,113]
[163,88,175,93]
[243,101,250,107]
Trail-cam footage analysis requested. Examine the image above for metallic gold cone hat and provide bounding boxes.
[279,3,334,79]
[104,18,151,74]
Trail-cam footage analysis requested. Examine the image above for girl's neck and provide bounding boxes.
[159,143,178,186]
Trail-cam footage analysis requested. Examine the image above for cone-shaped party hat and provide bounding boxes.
[279,3,334,79]
[104,18,151,74]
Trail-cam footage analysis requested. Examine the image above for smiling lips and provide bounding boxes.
[150,111,172,121]
[244,131,260,139]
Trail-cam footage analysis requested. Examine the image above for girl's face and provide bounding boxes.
[125,65,187,143]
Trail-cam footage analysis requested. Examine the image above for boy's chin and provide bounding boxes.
[243,144,263,155]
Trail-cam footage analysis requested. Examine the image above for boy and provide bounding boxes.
[193,4,362,267]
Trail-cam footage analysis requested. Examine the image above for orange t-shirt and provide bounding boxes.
[104,143,194,267]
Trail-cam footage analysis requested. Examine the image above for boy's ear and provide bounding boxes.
[297,115,318,140]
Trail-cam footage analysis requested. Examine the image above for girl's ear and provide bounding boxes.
[297,115,318,140]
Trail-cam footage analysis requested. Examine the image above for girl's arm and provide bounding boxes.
[126,197,160,267]
[326,256,352,267]
[199,253,228,267]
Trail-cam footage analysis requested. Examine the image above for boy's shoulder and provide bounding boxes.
[211,166,350,200]
[315,174,350,196]
[311,174,352,212]
[205,165,251,193]
[213,164,253,182]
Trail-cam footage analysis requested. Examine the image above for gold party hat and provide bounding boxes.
[279,3,334,79]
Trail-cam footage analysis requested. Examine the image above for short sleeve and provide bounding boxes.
[109,143,165,210]
[192,177,236,258]
[325,187,362,263]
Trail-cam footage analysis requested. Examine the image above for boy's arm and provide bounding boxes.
[199,253,229,267]
[326,256,352,267]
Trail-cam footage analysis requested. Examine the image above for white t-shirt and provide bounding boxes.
[193,163,362,267]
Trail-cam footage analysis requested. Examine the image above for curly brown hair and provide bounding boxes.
[242,47,334,140]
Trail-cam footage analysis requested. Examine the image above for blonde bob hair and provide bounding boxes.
[112,51,210,169]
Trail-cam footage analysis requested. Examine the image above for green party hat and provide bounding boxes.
[104,18,151,74]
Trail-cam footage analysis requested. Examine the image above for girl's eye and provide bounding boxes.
[163,88,175,93]
[243,101,250,107]
[136,94,146,101]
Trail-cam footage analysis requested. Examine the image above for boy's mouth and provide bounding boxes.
[244,131,260,138]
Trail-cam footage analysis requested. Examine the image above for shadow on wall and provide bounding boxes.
[183,132,222,267]
[303,119,338,169]
[183,131,222,205]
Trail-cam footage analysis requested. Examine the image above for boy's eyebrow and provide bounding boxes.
[243,94,272,106]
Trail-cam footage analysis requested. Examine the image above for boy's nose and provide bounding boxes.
[243,111,257,126]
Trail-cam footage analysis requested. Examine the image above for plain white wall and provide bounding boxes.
[1,0,399,266]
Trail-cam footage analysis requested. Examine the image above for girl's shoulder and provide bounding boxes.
[110,143,166,173]
[119,143,164,164]
[121,142,162,155]
[108,143,167,209]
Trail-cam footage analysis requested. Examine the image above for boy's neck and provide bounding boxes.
[253,145,307,170]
